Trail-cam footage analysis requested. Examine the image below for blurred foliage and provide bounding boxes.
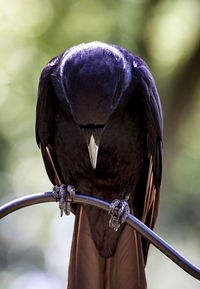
[0,0,200,288]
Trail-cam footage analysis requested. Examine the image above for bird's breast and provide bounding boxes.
[55,108,145,202]
[55,107,145,257]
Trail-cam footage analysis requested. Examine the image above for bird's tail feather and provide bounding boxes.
[67,206,147,289]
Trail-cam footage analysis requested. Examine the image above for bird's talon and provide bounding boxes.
[109,198,130,231]
[52,185,60,201]
[109,214,121,232]
[64,201,71,216]
[109,199,120,214]
[67,185,76,201]
[52,184,76,217]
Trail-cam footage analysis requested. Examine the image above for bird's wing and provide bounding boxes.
[36,56,64,185]
[133,60,163,260]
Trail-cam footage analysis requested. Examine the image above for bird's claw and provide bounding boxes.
[109,198,130,232]
[52,184,76,217]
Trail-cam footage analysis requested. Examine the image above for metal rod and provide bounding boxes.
[0,192,200,280]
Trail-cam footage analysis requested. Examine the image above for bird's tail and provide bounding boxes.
[67,205,147,289]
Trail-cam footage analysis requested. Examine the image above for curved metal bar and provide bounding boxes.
[0,192,54,218]
[0,192,200,280]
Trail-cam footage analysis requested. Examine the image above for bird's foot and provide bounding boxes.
[109,195,130,232]
[52,184,76,217]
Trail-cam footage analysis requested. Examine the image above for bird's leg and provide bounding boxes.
[109,193,130,232]
[52,184,76,217]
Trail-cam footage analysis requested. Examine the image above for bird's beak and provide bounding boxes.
[79,125,104,170]
[88,135,99,169]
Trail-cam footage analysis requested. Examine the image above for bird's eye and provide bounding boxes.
[112,82,121,107]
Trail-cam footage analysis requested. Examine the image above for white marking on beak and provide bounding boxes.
[88,135,99,169]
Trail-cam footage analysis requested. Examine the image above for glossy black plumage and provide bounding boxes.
[36,42,163,289]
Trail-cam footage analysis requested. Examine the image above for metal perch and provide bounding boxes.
[0,192,200,280]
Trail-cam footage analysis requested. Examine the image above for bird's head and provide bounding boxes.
[52,42,132,169]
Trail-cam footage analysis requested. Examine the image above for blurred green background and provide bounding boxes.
[0,0,200,288]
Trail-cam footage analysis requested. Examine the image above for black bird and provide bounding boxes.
[36,42,163,289]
